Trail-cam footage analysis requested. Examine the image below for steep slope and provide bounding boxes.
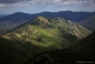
[0,37,46,64]
[0,21,27,31]
[0,16,91,64]
[0,37,28,64]
[0,28,6,35]
[3,16,91,46]
[79,16,95,31]
[24,32,95,64]
[68,31,95,60]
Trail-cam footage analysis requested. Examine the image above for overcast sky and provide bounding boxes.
[0,0,95,14]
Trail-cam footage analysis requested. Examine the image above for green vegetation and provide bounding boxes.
[67,31,95,60]
[24,31,95,64]
[0,16,92,64]
[0,37,48,64]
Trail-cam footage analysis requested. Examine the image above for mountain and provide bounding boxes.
[68,31,95,60]
[32,11,95,22]
[0,28,6,35]
[0,12,31,23]
[24,31,95,64]
[0,21,27,32]
[0,12,31,32]
[0,11,95,32]
[0,36,48,64]
[79,15,95,31]
[1,11,95,23]
[0,15,6,19]
[0,16,91,64]
[3,16,91,44]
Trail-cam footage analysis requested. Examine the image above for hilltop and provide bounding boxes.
[0,16,91,64]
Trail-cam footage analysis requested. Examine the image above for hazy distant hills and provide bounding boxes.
[79,15,95,31]
[0,16,91,64]
[0,11,95,33]
[0,12,31,23]
[0,12,31,32]
[0,11,95,22]
[33,11,95,22]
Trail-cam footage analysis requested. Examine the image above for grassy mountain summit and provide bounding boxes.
[0,16,91,64]
[3,16,91,47]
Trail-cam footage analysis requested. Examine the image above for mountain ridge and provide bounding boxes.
[79,15,95,31]
[3,16,91,45]
[0,11,95,33]
[24,31,95,64]
[0,16,92,64]
[0,11,95,22]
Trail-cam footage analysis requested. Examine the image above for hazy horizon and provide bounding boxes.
[0,10,95,15]
[0,0,95,14]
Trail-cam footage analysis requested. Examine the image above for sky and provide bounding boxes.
[0,0,95,14]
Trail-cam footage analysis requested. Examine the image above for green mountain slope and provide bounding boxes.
[0,16,91,64]
[24,32,95,64]
[79,15,95,31]
[0,21,27,32]
[0,37,47,64]
[3,16,91,48]
[0,28,6,35]
[68,31,95,60]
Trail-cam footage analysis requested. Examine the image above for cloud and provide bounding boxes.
[0,0,32,4]
[28,0,95,6]
[0,0,95,7]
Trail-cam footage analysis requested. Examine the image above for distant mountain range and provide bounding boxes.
[0,11,95,22]
[0,11,95,33]
[0,16,91,64]
[79,15,95,31]
[0,12,31,23]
